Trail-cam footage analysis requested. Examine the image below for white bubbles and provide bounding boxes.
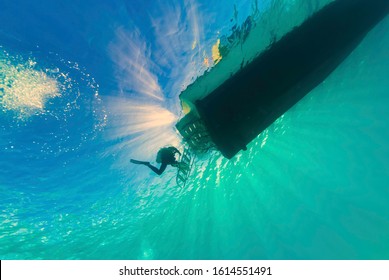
[0,46,107,157]
[0,49,60,118]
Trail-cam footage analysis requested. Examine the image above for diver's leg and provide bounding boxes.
[131,159,167,175]
[146,163,167,175]
[130,159,149,165]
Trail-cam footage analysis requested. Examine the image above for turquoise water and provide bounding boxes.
[1,0,389,259]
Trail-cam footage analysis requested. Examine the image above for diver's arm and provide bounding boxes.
[171,147,181,155]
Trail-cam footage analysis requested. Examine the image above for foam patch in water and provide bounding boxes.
[0,49,60,118]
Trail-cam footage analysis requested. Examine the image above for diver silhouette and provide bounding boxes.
[130,146,181,175]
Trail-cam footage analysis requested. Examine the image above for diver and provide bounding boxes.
[130,146,181,175]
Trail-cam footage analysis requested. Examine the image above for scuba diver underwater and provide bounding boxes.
[131,146,193,187]
[130,146,182,175]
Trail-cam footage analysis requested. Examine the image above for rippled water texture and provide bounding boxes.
[1,0,388,259]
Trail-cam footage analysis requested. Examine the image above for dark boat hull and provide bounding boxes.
[195,0,389,159]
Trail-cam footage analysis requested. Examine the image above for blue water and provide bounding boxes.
[1,0,389,259]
